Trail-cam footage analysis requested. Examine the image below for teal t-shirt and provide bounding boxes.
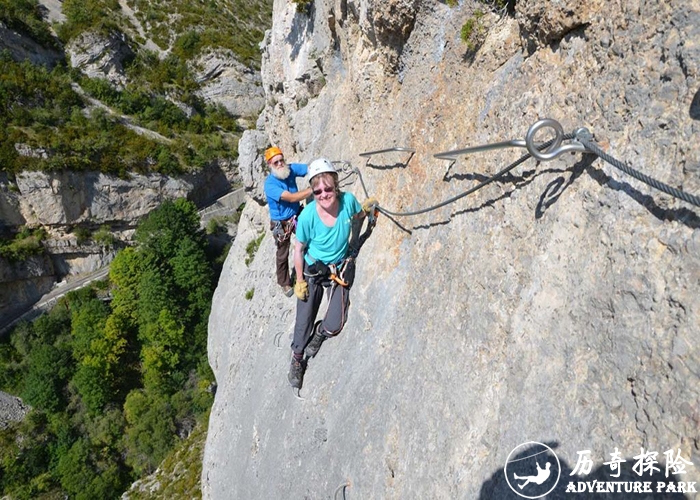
[296,192,362,265]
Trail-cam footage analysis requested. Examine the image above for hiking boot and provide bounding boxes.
[288,356,305,389]
[282,285,294,297]
[304,322,327,358]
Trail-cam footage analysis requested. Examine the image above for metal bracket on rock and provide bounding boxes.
[433,118,591,162]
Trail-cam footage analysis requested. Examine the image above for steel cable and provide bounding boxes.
[366,134,574,217]
[352,132,700,218]
[578,137,700,208]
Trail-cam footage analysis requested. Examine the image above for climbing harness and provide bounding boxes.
[271,215,297,243]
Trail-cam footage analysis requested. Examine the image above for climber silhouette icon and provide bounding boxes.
[504,441,561,498]
[513,461,552,489]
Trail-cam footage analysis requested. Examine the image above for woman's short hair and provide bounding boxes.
[310,172,340,194]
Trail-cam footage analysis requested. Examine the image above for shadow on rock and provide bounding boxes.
[689,89,700,120]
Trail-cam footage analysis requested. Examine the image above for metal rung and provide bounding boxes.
[359,147,416,157]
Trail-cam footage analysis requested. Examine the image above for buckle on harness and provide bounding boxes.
[304,260,352,287]
[329,262,348,287]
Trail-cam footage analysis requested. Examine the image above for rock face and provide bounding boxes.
[1,163,236,229]
[0,254,56,324]
[205,0,700,498]
[237,128,273,205]
[0,391,30,430]
[0,162,236,323]
[194,50,266,118]
[66,30,135,88]
[0,21,62,68]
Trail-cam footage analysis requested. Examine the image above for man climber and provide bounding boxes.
[263,146,313,297]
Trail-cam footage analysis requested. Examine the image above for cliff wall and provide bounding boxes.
[0,161,236,323]
[204,1,700,497]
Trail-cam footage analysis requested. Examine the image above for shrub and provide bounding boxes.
[291,0,312,13]
[206,218,222,235]
[245,288,254,300]
[92,225,115,247]
[244,232,265,266]
[73,226,91,245]
[460,9,485,51]
[0,226,47,261]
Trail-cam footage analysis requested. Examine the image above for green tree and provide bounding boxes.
[141,308,186,394]
[55,438,123,500]
[171,236,213,325]
[123,390,175,474]
[22,344,72,413]
[0,411,55,498]
[70,296,109,361]
[109,246,142,322]
[134,198,204,258]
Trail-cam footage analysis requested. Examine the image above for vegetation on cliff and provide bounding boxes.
[0,0,273,178]
[0,0,58,49]
[0,199,219,499]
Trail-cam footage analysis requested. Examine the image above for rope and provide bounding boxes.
[578,137,700,208]
[506,448,552,463]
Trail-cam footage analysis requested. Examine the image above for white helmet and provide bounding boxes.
[307,158,336,181]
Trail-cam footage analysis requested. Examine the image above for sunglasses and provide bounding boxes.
[272,158,285,166]
[313,186,335,196]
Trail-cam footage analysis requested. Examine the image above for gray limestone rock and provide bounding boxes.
[237,129,271,205]
[0,21,62,68]
[66,30,135,89]
[0,391,31,430]
[194,50,266,118]
[204,0,700,498]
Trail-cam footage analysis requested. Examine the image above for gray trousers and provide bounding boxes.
[291,262,351,355]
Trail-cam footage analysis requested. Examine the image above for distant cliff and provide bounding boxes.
[1,0,270,321]
[204,1,699,498]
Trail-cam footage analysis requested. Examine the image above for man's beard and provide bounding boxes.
[271,165,291,180]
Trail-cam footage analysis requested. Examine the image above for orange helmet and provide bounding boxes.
[264,146,283,162]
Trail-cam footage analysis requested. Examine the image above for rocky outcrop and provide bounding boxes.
[66,30,135,88]
[0,21,62,67]
[0,391,30,430]
[194,50,266,118]
[0,162,237,229]
[0,254,56,324]
[237,128,272,205]
[0,161,237,324]
[204,0,700,498]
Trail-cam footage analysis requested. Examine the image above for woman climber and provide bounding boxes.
[288,158,377,389]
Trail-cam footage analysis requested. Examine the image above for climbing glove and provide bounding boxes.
[294,280,309,301]
[362,197,378,213]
